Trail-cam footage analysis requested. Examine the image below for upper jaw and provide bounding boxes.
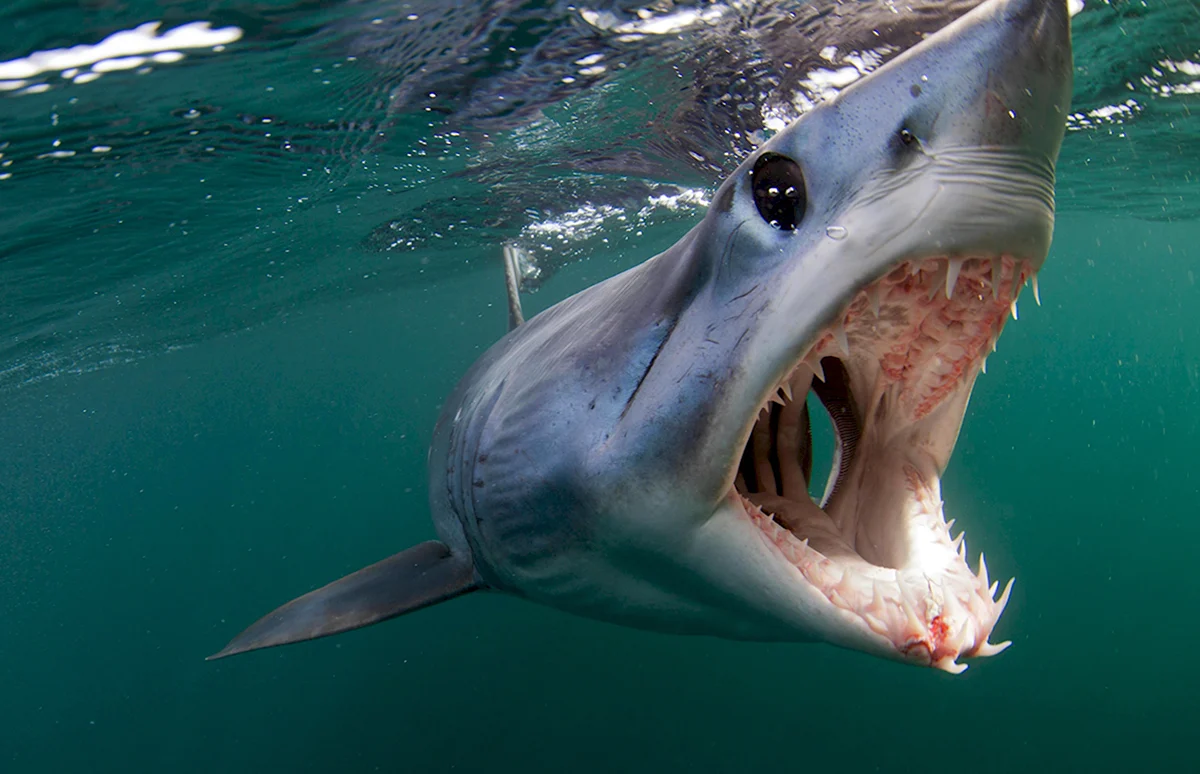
[706,126,1059,672]
[710,85,1063,672]
[602,0,1070,667]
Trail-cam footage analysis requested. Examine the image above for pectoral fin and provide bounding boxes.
[208,540,478,660]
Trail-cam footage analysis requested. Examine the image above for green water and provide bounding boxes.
[2,1,1198,771]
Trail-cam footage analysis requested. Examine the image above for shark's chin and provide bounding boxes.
[731,254,1035,672]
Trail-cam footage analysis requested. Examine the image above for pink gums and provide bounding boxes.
[823,256,1027,420]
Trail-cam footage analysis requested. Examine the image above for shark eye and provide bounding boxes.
[750,152,807,232]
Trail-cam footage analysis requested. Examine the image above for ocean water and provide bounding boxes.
[1,1,1197,771]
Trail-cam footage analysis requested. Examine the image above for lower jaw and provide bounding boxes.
[736,476,1013,672]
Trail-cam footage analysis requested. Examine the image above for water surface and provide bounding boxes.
[1,1,1197,771]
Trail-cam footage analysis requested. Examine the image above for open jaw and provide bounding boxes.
[732,255,1035,673]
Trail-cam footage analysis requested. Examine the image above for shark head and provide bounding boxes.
[208,0,1073,674]
[572,0,1073,672]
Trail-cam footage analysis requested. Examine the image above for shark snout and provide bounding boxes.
[821,0,1074,266]
[972,0,1074,158]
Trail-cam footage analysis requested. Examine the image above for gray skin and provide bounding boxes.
[211,0,1071,668]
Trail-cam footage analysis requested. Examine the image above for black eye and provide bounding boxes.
[750,152,807,232]
[898,128,917,146]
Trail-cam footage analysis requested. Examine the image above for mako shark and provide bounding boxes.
[212,0,1072,673]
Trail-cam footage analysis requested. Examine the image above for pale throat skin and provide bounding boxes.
[210,0,1072,673]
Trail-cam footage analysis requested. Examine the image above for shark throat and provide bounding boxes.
[733,255,1033,672]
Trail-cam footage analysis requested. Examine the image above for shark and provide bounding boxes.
[211,0,1072,674]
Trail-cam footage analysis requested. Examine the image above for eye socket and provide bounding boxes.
[750,152,807,232]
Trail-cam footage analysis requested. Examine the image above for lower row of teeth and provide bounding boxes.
[743,497,1014,668]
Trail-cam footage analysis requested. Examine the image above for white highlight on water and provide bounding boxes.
[0,21,243,93]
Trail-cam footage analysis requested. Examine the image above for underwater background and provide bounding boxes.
[1,0,1197,771]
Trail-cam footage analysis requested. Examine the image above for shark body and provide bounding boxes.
[212,0,1072,673]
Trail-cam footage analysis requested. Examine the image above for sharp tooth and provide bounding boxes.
[975,640,1012,657]
[991,338,998,353]
[832,321,850,356]
[994,578,1014,618]
[990,256,1004,299]
[863,613,888,636]
[957,536,967,560]
[978,553,990,587]
[926,263,946,301]
[945,258,963,299]
[1010,299,1019,321]
[951,532,964,552]
[780,382,793,402]
[945,518,955,531]
[935,657,968,675]
[869,582,887,615]
[980,356,988,375]
[807,352,826,383]
[989,580,999,599]
[793,363,814,388]
[1032,273,1042,306]
[867,284,883,318]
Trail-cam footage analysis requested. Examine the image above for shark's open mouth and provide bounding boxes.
[733,255,1035,672]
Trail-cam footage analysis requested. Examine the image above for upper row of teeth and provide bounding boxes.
[758,257,1042,412]
[919,256,1041,304]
